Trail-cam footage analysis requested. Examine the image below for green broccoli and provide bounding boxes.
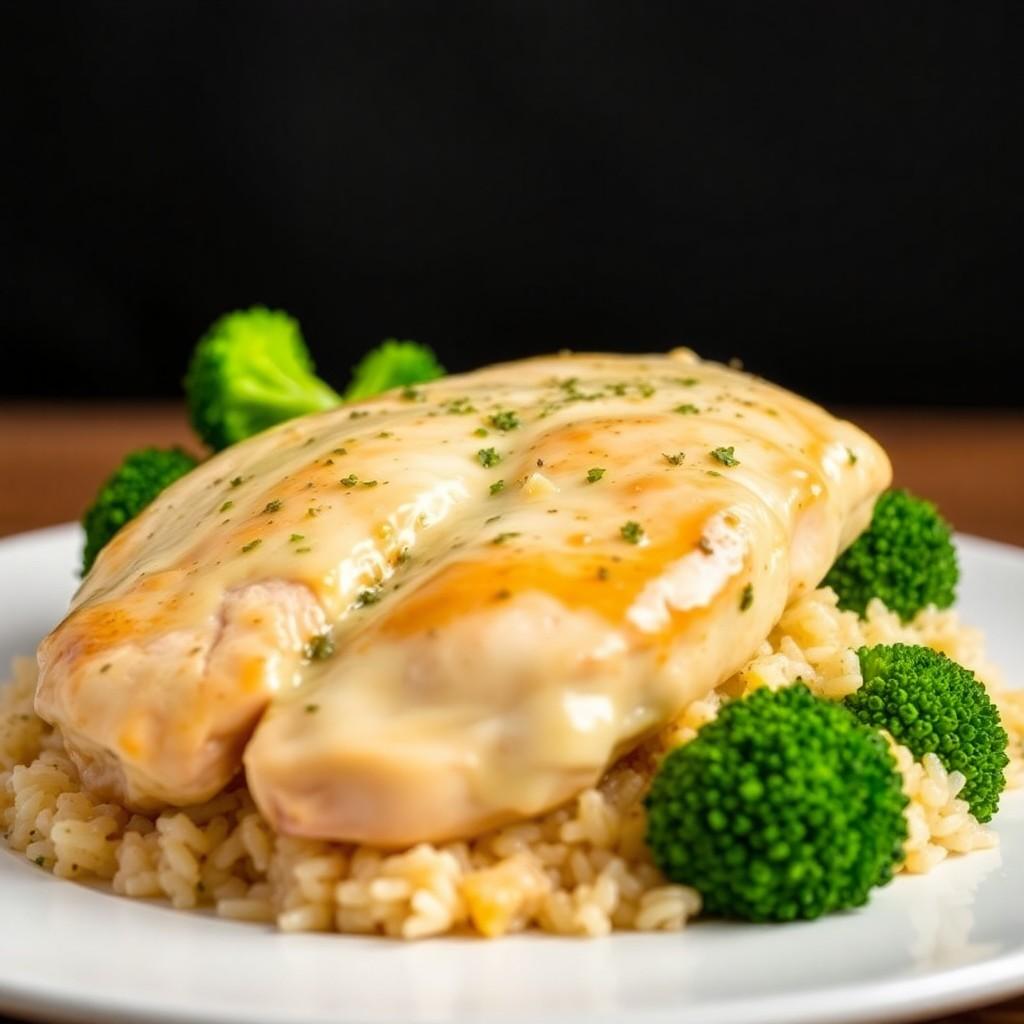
[81,447,198,574]
[185,307,342,451]
[343,339,445,401]
[823,489,958,621]
[645,684,907,922]
[846,644,1008,822]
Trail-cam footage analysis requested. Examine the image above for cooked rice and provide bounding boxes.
[2,585,1020,938]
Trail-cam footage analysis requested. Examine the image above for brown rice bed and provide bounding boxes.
[2,586,1021,938]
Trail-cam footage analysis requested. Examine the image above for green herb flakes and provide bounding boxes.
[305,634,335,660]
[489,410,520,431]
[586,467,606,483]
[710,446,740,467]
[477,448,501,468]
[443,397,476,415]
[620,521,644,544]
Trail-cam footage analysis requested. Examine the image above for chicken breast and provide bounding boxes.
[36,351,890,844]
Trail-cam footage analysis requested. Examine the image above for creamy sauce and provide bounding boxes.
[35,351,891,842]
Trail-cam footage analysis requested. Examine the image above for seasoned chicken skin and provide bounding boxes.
[36,352,890,844]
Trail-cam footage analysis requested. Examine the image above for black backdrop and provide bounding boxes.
[3,2,1020,404]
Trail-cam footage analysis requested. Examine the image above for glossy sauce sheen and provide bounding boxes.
[36,352,891,845]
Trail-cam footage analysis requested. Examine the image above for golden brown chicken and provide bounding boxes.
[36,351,890,845]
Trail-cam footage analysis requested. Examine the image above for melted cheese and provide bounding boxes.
[35,351,890,843]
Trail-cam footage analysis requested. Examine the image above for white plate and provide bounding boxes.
[1,524,1022,1024]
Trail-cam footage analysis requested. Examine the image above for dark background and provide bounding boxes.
[3,2,1020,405]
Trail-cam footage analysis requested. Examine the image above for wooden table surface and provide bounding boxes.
[0,402,1022,1024]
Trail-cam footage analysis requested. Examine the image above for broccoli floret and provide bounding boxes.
[846,644,1008,822]
[343,339,445,401]
[81,447,198,574]
[185,307,342,451]
[645,684,907,922]
[823,489,958,621]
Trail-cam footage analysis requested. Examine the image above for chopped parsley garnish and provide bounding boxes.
[676,377,699,387]
[663,452,685,466]
[674,403,700,415]
[333,447,348,455]
[739,583,754,611]
[620,521,644,544]
[489,479,505,495]
[340,474,359,487]
[491,531,521,545]
[473,427,489,438]
[586,467,606,483]
[401,385,422,401]
[230,476,245,488]
[348,409,369,419]
[262,499,282,514]
[847,448,858,466]
[289,533,305,543]
[489,409,520,431]
[355,589,382,607]
[305,634,335,660]
[443,397,476,415]
[710,446,740,467]
[241,539,262,554]
[477,447,501,468]
[219,500,234,512]
[361,480,378,488]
